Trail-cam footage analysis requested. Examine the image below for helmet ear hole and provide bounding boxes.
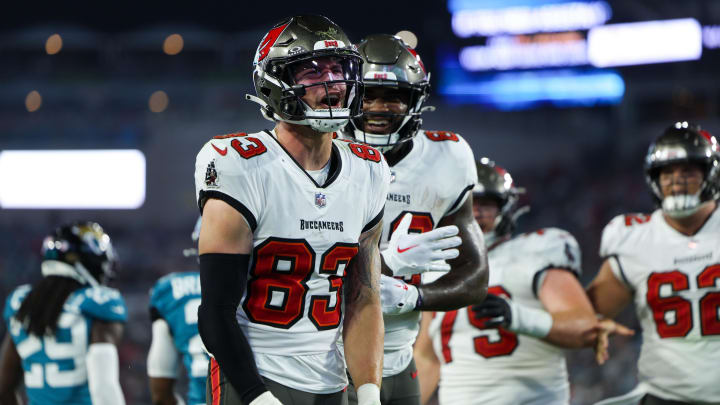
[260,87,272,97]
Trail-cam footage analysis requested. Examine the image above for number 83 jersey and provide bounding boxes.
[3,284,127,405]
[600,208,720,403]
[194,130,390,393]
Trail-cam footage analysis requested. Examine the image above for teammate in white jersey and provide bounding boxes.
[588,122,720,405]
[414,159,622,405]
[341,34,488,405]
[195,16,389,405]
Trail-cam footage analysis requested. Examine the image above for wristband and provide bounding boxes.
[508,301,553,338]
[356,383,381,405]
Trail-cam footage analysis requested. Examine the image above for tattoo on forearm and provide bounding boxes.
[345,221,383,311]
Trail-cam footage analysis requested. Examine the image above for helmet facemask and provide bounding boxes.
[351,80,428,152]
[645,122,720,218]
[248,15,365,134]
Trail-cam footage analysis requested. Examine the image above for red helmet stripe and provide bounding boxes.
[407,48,426,75]
[257,23,289,62]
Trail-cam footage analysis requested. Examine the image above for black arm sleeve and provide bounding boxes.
[198,253,267,404]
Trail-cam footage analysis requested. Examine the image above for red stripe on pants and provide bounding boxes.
[211,358,221,405]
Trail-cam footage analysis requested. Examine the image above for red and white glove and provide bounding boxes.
[380,274,419,315]
[381,213,461,278]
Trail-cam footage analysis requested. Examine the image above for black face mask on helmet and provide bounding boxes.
[644,122,720,218]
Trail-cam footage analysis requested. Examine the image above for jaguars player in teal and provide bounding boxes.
[0,222,126,405]
[147,218,208,405]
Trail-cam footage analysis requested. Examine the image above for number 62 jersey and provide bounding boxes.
[600,209,720,403]
[194,130,391,394]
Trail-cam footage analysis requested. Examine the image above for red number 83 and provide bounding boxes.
[242,238,358,330]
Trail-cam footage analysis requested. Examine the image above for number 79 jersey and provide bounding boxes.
[194,130,390,391]
[600,209,720,403]
[3,284,127,405]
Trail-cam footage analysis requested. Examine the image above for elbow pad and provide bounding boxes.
[198,253,268,404]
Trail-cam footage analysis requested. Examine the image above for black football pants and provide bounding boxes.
[206,358,348,405]
[346,359,420,405]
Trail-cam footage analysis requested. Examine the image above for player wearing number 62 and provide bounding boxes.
[194,15,389,405]
[0,222,126,405]
[414,160,631,405]
[146,218,208,405]
[589,122,720,405]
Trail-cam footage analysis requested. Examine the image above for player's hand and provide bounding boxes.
[470,294,511,328]
[381,213,461,277]
[249,391,284,405]
[380,274,419,315]
[594,319,635,365]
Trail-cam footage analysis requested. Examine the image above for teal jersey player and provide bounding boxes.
[148,271,208,405]
[3,284,127,405]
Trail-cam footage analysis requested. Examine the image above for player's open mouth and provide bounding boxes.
[365,117,392,132]
[319,94,341,109]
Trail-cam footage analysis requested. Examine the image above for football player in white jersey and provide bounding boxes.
[341,34,488,405]
[195,16,389,405]
[414,159,621,405]
[588,122,720,405]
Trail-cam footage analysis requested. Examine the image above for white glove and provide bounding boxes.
[249,391,284,405]
[380,274,419,315]
[381,213,461,277]
[356,383,381,405]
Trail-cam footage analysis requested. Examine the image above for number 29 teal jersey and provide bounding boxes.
[149,272,208,405]
[3,284,127,405]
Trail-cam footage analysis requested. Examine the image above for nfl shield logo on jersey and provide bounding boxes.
[315,192,327,208]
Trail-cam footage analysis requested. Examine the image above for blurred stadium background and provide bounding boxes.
[2,0,720,403]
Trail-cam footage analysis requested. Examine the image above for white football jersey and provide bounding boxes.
[429,228,582,405]
[194,130,391,393]
[351,130,477,377]
[600,208,720,403]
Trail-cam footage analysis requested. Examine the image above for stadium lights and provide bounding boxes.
[25,91,42,112]
[451,1,611,37]
[45,33,62,55]
[0,150,146,209]
[459,34,587,71]
[703,25,720,49]
[588,18,702,68]
[163,33,184,55]
[439,69,624,110]
[149,90,169,113]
